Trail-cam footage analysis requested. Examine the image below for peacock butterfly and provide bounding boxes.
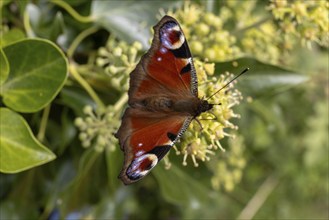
[115,15,240,185]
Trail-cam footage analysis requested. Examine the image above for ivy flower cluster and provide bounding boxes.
[173,59,243,168]
[217,0,284,64]
[268,0,329,48]
[168,1,328,65]
[211,135,246,192]
[162,2,241,62]
[96,37,143,91]
[74,105,119,152]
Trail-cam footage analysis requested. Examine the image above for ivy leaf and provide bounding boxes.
[60,87,95,117]
[1,39,68,113]
[26,3,65,41]
[215,57,309,96]
[0,108,56,173]
[91,1,181,48]
[0,48,9,85]
[153,163,209,206]
[105,148,122,192]
[0,28,26,47]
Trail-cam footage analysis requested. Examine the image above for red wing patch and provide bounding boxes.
[145,16,198,96]
[116,108,191,184]
[128,16,198,105]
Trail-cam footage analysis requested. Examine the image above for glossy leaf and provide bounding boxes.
[105,148,122,193]
[59,149,103,215]
[1,39,68,113]
[26,3,65,41]
[0,48,9,85]
[0,108,56,173]
[0,28,25,47]
[91,1,180,48]
[215,57,309,96]
[153,163,209,206]
[60,87,95,117]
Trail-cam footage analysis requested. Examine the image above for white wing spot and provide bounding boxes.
[160,47,167,54]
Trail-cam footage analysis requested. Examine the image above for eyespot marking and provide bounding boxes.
[160,22,185,50]
[126,153,158,181]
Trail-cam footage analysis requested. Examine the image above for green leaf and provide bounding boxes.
[26,3,65,41]
[0,28,26,47]
[60,149,103,215]
[0,108,56,173]
[0,48,9,85]
[1,39,68,113]
[105,148,122,193]
[0,0,12,10]
[91,1,181,48]
[60,87,95,116]
[215,57,309,96]
[153,163,209,206]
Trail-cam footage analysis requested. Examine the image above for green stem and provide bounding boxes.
[50,0,94,23]
[237,174,279,220]
[37,105,51,142]
[69,64,105,109]
[114,93,128,113]
[67,26,100,59]
[23,6,35,37]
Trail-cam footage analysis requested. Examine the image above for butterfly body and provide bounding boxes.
[133,95,212,116]
[115,16,213,185]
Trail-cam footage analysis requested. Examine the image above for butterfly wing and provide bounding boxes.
[128,15,198,105]
[116,108,192,184]
[116,15,197,184]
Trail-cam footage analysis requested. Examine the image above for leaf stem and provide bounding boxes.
[23,6,35,37]
[67,26,100,59]
[237,174,279,220]
[37,105,51,142]
[69,64,105,109]
[50,0,94,23]
[114,93,128,113]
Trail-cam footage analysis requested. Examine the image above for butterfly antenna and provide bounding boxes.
[206,68,249,101]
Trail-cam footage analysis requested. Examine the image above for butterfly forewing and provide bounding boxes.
[116,15,197,184]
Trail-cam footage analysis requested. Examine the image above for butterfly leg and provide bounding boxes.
[194,118,204,131]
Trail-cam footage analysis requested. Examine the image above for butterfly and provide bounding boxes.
[115,15,215,185]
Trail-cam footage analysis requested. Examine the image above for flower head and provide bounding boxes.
[74,105,120,152]
[210,135,246,191]
[161,2,241,62]
[268,0,329,48]
[96,37,143,91]
[173,59,243,167]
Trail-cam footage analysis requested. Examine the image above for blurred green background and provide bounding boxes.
[0,0,328,219]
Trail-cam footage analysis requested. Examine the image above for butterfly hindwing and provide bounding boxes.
[116,108,192,184]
